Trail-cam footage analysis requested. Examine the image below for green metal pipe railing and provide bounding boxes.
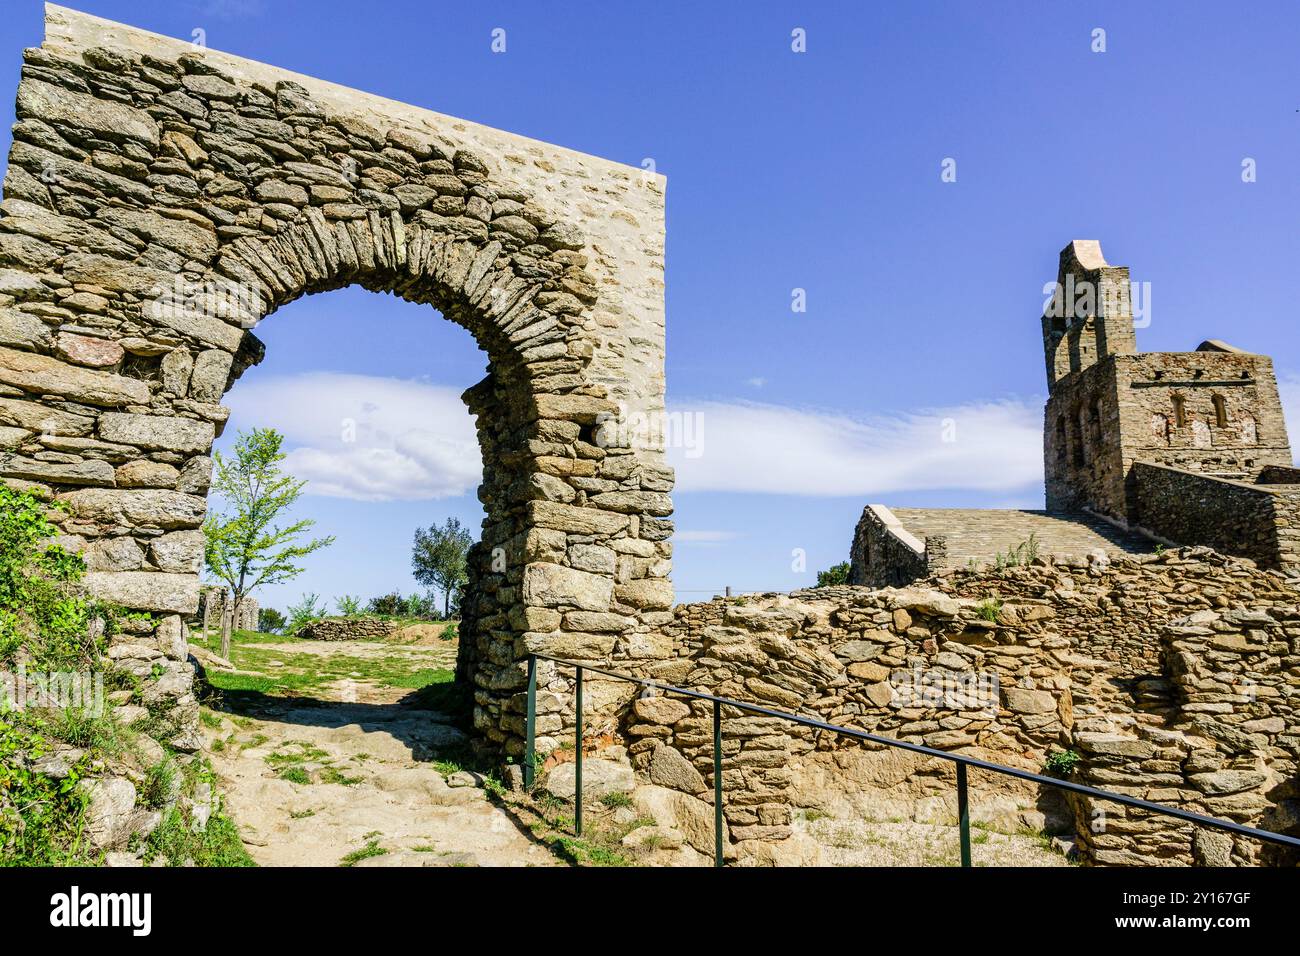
[524,653,1300,867]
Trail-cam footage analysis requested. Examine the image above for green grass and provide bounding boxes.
[385,667,454,690]
[140,759,178,810]
[278,767,311,784]
[554,836,631,867]
[202,645,455,700]
[319,767,363,786]
[142,808,255,867]
[264,742,330,767]
[340,839,387,867]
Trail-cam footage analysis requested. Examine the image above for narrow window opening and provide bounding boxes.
[1212,394,1228,428]
[1171,394,1186,429]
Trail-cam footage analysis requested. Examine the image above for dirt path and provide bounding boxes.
[199,631,557,867]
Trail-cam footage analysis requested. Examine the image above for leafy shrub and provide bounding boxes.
[335,594,362,617]
[815,562,851,587]
[976,598,1003,622]
[285,593,325,634]
[994,533,1040,570]
[0,716,90,865]
[1044,749,1082,778]
[366,591,406,617]
[364,590,440,620]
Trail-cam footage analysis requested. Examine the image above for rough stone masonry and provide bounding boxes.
[0,4,675,755]
[628,549,1300,866]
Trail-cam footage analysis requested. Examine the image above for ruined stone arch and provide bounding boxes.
[0,5,674,755]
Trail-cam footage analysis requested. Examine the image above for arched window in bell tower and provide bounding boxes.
[1171,393,1187,429]
[1212,394,1228,428]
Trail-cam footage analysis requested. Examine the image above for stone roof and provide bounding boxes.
[888,508,1155,567]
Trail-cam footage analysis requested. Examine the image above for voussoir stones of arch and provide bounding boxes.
[0,5,673,758]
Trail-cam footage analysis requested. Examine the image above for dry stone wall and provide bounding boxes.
[0,6,674,756]
[612,548,1300,866]
[1132,462,1300,572]
[296,617,396,641]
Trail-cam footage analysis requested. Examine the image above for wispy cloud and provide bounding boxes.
[226,373,1052,502]
[666,397,1043,497]
[675,530,739,544]
[225,372,480,502]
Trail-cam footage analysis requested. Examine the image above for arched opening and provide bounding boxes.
[1072,408,1087,466]
[0,25,674,765]
[1171,394,1187,429]
[211,283,488,634]
[1212,394,1228,428]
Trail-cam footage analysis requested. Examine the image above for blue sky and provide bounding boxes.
[2,1,1297,611]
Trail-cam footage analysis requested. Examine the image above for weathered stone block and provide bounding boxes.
[0,346,149,406]
[522,563,613,612]
[60,488,208,528]
[83,570,199,614]
[98,413,215,453]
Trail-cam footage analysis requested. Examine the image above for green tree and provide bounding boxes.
[411,518,473,618]
[203,429,334,658]
[815,561,851,588]
[257,607,287,634]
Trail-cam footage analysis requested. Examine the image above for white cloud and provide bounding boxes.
[746,377,767,388]
[225,372,480,502]
[666,397,1043,497]
[675,530,739,544]
[226,372,1050,502]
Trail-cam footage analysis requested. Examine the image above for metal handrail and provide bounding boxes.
[523,653,1300,867]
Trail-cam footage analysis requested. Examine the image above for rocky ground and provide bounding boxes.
[794,812,1071,867]
[196,624,1074,867]
[198,624,556,867]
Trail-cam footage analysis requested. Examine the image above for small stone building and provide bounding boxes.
[852,240,1300,586]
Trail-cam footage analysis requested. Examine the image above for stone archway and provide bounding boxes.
[0,5,673,756]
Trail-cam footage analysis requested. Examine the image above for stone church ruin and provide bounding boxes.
[851,240,1300,587]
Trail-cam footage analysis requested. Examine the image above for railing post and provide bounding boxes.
[956,761,971,867]
[524,655,537,790]
[713,698,724,867]
[575,665,584,837]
